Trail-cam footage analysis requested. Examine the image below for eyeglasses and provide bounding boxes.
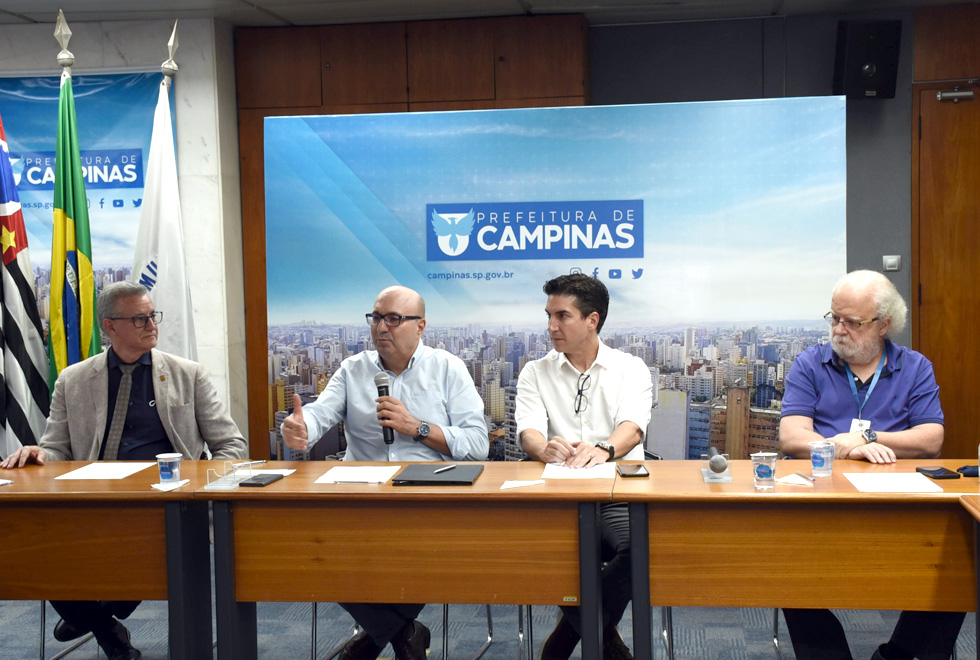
[110,311,163,328]
[574,373,591,414]
[824,311,879,332]
[365,313,423,327]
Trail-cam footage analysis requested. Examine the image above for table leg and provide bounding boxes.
[629,502,652,660]
[579,502,603,660]
[213,501,257,660]
[165,501,213,660]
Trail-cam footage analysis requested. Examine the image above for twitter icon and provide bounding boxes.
[632,268,644,279]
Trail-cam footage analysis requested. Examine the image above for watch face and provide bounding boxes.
[418,422,430,437]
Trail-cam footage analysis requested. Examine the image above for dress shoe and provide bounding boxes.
[338,629,382,660]
[603,627,633,660]
[541,613,579,660]
[390,620,431,660]
[94,620,141,660]
[53,617,90,642]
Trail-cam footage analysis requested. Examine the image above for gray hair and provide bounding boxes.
[833,270,907,337]
[97,281,150,326]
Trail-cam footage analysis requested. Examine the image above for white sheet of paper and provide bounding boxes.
[775,474,814,487]
[55,462,156,480]
[501,480,546,490]
[844,472,943,493]
[317,465,401,484]
[152,479,190,492]
[541,463,617,479]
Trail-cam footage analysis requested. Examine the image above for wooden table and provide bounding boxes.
[615,459,979,660]
[0,460,214,660]
[206,461,615,660]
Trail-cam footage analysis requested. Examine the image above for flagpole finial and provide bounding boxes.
[161,20,179,82]
[54,10,74,70]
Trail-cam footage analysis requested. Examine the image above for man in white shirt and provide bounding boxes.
[515,274,652,660]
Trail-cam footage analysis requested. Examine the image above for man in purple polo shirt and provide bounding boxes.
[779,270,963,660]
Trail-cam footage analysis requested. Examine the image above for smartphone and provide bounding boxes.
[617,464,649,478]
[239,473,284,487]
[915,466,961,480]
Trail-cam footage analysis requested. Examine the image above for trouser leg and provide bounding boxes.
[339,602,425,647]
[781,608,853,660]
[886,610,966,660]
[561,502,632,635]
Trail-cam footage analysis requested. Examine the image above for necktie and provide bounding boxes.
[103,363,137,460]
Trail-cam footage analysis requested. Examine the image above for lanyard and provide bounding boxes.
[844,351,886,420]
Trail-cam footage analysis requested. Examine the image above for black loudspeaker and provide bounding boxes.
[833,20,902,99]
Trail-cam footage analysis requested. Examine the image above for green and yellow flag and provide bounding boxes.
[48,69,100,388]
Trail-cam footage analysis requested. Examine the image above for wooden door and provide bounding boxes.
[914,83,980,459]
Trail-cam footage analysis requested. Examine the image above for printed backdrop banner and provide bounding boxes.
[265,98,846,328]
[0,72,164,275]
[264,98,847,461]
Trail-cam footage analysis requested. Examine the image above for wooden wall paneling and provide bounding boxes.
[236,27,322,109]
[495,97,586,109]
[407,19,495,103]
[321,23,409,105]
[409,100,495,112]
[494,14,588,101]
[914,5,980,82]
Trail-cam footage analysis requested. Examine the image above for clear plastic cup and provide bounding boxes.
[750,452,778,490]
[808,440,835,477]
[156,453,182,484]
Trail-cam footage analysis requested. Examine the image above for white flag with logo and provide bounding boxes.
[132,79,197,360]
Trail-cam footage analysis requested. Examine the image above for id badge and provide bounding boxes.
[849,418,870,433]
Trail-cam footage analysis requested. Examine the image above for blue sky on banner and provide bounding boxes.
[265,97,845,329]
[0,72,162,270]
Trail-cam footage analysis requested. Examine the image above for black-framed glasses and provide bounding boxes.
[365,312,423,327]
[574,373,591,414]
[824,311,879,332]
[109,311,163,328]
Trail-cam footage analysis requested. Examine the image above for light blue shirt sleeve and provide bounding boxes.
[302,361,349,445]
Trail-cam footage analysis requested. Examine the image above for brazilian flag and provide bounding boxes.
[48,70,100,390]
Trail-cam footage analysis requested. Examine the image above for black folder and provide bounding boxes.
[392,464,484,486]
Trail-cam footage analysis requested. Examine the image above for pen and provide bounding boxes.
[233,460,267,469]
[796,471,816,482]
[434,465,457,474]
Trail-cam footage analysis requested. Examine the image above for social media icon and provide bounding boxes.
[609,269,622,279]
[632,268,644,279]
[592,268,600,278]
[112,199,124,208]
[569,267,582,274]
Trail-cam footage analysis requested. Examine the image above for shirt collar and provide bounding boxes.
[107,348,152,369]
[556,338,610,374]
[374,339,425,374]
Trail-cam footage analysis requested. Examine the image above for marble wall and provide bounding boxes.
[0,18,248,438]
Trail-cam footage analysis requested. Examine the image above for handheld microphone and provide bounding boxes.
[373,372,395,445]
[707,446,728,474]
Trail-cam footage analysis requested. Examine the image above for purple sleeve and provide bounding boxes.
[780,348,818,419]
[907,355,944,427]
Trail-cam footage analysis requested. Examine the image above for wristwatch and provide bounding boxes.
[414,421,431,443]
[863,428,878,444]
[595,440,615,461]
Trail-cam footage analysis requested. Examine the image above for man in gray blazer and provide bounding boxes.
[1,280,246,660]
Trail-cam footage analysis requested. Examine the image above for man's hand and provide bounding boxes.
[829,431,867,459]
[565,441,609,469]
[0,445,46,469]
[375,395,421,437]
[541,436,579,465]
[281,394,309,450]
[843,442,897,464]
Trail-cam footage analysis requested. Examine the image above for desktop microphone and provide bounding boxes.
[374,372,395,445]
[707,446,728,474]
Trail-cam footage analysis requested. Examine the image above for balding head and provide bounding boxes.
[832,270,907,337]
[375,286,425,318]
